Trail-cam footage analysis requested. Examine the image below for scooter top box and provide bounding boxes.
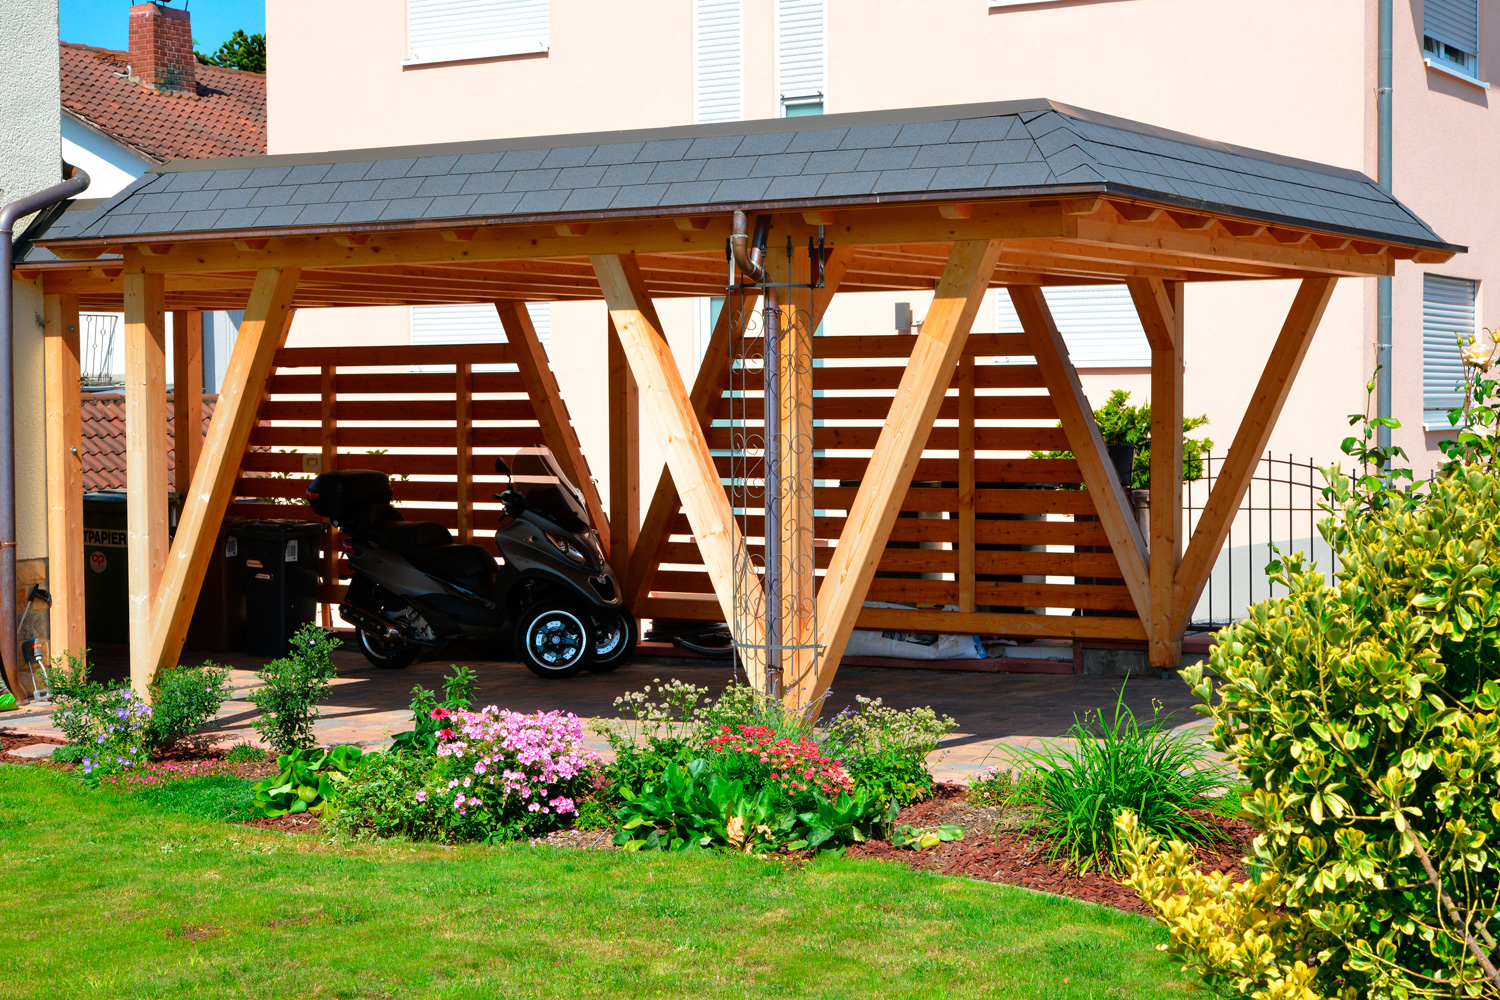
[305,470,393,522]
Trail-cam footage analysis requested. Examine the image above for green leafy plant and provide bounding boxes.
[389,665,477,757]
[1438,329,1500,472]
[142,662,232,754]
[324,751,447,842]
[999,690,1230,873]
[249,624,341,754]
[195,29,266,72]
[1032,389,1213,490]
[967,765,1032,808]
[890,824,965,850]
[223,743,267,763]
[819,696,955,810]
[251,744,364,818]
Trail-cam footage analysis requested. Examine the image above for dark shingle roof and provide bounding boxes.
[38,100,1457,252]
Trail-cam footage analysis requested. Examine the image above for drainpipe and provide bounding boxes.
[0,164,91,700]
[1377,0,1394,454]
[730,211,781,695]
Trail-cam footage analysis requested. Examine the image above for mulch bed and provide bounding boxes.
[0,728,66,755]
[244,813,323,834]
[846,783,1255,915]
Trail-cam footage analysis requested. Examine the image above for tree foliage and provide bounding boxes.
[195,30,266,73]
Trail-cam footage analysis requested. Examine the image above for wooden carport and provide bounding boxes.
[16,100,1457,713]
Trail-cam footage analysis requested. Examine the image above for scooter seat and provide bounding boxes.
[369,519,452,549]
[406,543,498,591]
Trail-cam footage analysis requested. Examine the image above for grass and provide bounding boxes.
[0,765,1195,1000]
[130,775,258,823]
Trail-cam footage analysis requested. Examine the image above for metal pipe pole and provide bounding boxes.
[0,164,90,701]
[1377,0,1394,454]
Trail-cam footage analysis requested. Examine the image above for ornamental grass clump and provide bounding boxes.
[434,707,601,841]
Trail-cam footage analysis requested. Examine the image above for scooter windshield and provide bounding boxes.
[508,447,590,533]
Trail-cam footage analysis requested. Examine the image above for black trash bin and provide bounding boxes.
[236,519,328,658]
[185,516,248,653]
[82,490,182,645]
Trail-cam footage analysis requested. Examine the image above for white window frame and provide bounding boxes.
[1423,273,1479,428]
[1422,0,1483,84]
[409,302,549,372]
[992,285,1150,369]
[693,0,744,125]
[405,0,549,67]
[775,0,826,117]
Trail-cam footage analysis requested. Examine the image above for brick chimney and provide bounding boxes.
[128,2,195,95]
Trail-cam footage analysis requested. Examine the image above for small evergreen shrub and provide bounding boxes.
[326,752,447,841]
[143,662,232,753]
[249,625,341,754]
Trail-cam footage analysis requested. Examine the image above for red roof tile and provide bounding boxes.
[81,393,217,491]
[61,42,265,163]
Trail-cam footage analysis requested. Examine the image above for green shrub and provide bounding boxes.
[223,743,266,763]
[52,743,87,764]
[1031,389,1213,490]
[1133,465,1500,999]
[325,752,447,841]
[250,744,363,817]
[143,662,232,753]
[819,696,955,809]
[249,625,341,754]
[1000,690,1229,873]
[967,765,1031,808]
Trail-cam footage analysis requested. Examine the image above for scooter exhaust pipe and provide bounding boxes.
[339,604,405,642]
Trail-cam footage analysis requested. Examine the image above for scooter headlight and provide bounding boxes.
[544,531,589,564]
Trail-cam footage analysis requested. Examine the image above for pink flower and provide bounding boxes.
[430,707,450,720]
[415,790,427,802]
[438,728,456,740]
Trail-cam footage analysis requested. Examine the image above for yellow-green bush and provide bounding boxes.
[1122,466,1500,999]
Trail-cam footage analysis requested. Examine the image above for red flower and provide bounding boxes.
[438,728,456,740]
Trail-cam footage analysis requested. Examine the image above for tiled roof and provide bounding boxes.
[45,100,1457,252]
[61,41,265,164]
[82,393,216,491]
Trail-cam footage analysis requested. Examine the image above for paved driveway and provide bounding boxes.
[4,643,1215,782]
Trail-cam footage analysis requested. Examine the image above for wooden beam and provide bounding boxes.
[1142,281,1184,669]
[145,267,301,682]
[124,269,169,694]
[494,301,611,557]
[454,362,474,543]
[591,252,767,687]
[1171,277,1336,633]
[793,239,1001,713]
[43,294,85,663]
[957,355,977,613]
[1069,217,1393,277]
[1011,284,1152,624]
[171,310,203,493]
[608,317,638,577]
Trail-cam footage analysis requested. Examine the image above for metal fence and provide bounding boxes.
[1183,453,1338,629]
[80,312,119,385]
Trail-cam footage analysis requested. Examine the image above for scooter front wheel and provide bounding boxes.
[516,605,589,678]
[584,610,637,673]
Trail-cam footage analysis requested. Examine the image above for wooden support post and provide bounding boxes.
[124,269,168,693]
[767,248,816,663]
[956,355,977,613]
[320,365,338,627]
[145,268,301,681]
[1128,278,1184,669]
[171,310,203,493]
[494,301,612,559]
[607,317,638,579]
[1171,277,1337,632]
[591,253,768,688]
[454,362,474,543]
[1011,284,1152,625]
[43,293,85,663]
[793,240,1001,712]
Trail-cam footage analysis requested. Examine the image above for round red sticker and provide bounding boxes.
[89,551,107,574]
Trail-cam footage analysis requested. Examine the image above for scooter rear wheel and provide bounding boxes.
[584,610,637,673]
[357,628,419,670]
[516,605,589,678]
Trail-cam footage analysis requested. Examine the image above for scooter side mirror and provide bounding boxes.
[494,456,513,487]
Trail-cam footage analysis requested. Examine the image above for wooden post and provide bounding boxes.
[494,301,612,558]
[1171,277,1337,632]
[43,293,85,663]
[124,268,169,693]
[145,268,301,681]
[793,240,1001,712]
[607,317,638,579]
[767,248,816,664]
[171,310,203,493]
[591,253,768,689]
[1011,284,1152,627]
[320,364,338,627]
[956,355,977,613]
[454,362,474,543]
[1127,279,1184,670]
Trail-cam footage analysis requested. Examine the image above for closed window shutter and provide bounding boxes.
[406,0,548,65]
[694,0,743,124]
[1425,0,1479,54]
[410,302,550,371]
[776,0,825,112]
[1423,274,1477,423]
[993,286,1150,367]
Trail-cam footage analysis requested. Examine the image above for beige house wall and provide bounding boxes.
[267,0,1483,504]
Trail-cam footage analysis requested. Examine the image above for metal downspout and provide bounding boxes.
[1377,0,1394,453]
[0,164,91,700]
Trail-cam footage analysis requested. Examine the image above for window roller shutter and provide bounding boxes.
[1425,0,1479,53]
[410,303,550,372]
[993,285,1150,367]
[777,0,825,106]
[694,0,743,124]
[1423,273,1477,422]
[407,0,548,64]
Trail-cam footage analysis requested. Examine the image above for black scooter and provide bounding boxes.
[305,446,635,678]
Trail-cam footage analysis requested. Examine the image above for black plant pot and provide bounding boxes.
[1106,442,1136,489]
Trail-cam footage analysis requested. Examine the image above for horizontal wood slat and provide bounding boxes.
[259,398,536,422]
[267,371,525,395]
[702,424,1069,452]
[275,343,513,368]
[251,424,542,449]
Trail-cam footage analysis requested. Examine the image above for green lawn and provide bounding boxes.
[0,766,1192,999]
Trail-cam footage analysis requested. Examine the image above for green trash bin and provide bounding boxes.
[82,491,181,646]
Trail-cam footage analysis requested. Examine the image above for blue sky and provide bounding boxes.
[61,0,266,55]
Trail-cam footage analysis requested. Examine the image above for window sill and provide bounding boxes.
[1423,58,1491,91]
[404,43,547,68]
